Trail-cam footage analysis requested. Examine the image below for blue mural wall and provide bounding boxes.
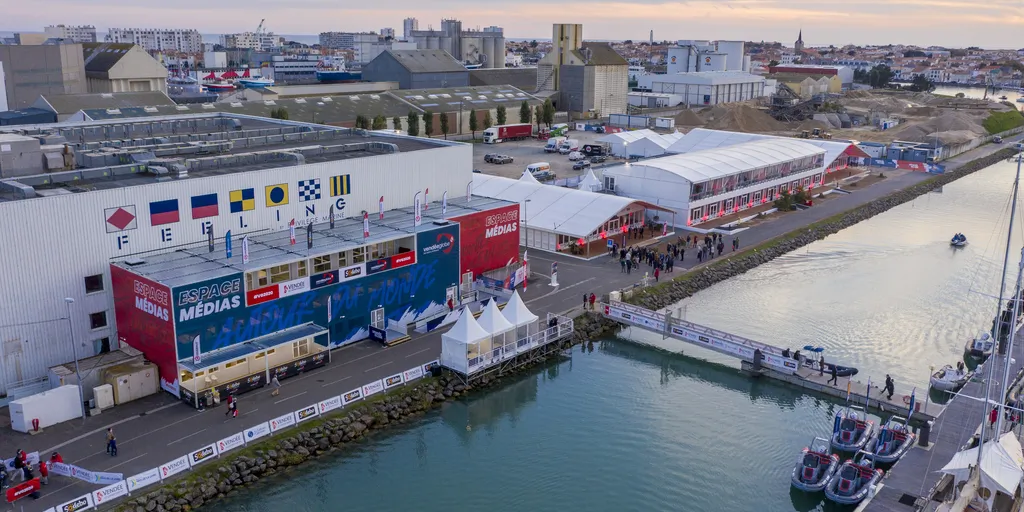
[173,223,461,358]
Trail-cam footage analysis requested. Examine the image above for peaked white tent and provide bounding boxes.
[520,169,541,183]
[577,169,603,192]
[478,299,515,355]
[440,309,492,375]
[940,433,1024,509]
[502,290,539,340]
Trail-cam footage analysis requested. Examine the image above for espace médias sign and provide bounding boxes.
[134,278,170,322]
[485,209,519,239]
[174,275,244,323]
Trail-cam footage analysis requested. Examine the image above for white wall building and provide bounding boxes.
[0,113,470,395]
[0,62,7,112]
[106,28,204,53]
[637,71,767,107]
[403,18,419,41]
[204,51,228,69]
[506,53,523,67]
[44,24,97,43]
[220,32,285,51]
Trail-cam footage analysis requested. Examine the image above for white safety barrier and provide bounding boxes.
[38,360,441,511]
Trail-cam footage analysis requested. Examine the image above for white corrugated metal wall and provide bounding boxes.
[0,143,471,394]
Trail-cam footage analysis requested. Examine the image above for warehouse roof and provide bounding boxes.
[383,49,467,74]
[469,68,538,91]
[769,72,834,83]
[635,138,826,184]
[574,43,628,67]
[470,173,667,238]
[113,195,512,288]
[82,43,136,73]
[35,91,175,115]
[642,71,766,86]
[666,128,868,169]
[396,85,540,111]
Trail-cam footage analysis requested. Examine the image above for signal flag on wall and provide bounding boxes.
[329,205,335,229]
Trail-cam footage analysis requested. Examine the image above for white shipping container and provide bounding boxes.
[9,385,82,433]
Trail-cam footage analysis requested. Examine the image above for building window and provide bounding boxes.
[93,337,111,354]
[337,250,349,267]
[269,264,291,284]
[352,247,365,264]
[84,274,104,294]
[247,270,269,289]
[313,255,332,273]
[293,339,310,358]
[295,260,308,278]
[89,311,108,330]
[180,370,194,382]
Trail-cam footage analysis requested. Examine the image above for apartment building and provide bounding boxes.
[106,28,203,53]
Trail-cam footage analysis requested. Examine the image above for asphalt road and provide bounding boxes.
[4,134,1020,511]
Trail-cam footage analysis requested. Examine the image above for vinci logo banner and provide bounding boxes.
[451,204,519,278]
[110,265,177,395]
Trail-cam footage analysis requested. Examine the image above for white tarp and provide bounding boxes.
[502,290,539,340]
[478,299,515,352]
[940,433,1024,498]
[440,309,492,375]
[665,127,859,169]
[577,169,602,192]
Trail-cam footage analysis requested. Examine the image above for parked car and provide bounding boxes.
[568,151,584,161]
[993,136,1003,143]
[590,155,607,164]
[572,160,591,170]
[533,170,556,182]
[473,169,482,173]
[484,153,499,163]
[486,154,513,164]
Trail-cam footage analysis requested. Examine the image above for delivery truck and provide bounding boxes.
[544,137,566,153]
[483,124,533,144]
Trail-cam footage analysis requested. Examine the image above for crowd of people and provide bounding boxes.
[1,449,62,490]
[608,231,741,279]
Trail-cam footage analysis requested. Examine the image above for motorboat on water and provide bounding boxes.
[864,416,916,463]
[824,451,884,505]
[930,364,968,392]
[238,77,274,88]
[791,437,840,492]
[965,331,995,361]
[831,406,876,452]
[950,233,967,247]
[1000,95,1009,100]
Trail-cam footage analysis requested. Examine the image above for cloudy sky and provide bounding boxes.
[5,0,1022,48]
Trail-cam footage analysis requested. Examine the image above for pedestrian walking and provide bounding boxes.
[271,375,282,397]
[38,460,48,485]
[626,259,632,274]
[106,428,117,456]
[884,375,895,400]
[717,241,724,257]
[697,249,703,263]
[827,364,838,386]
[582,293,588,309]
[990,407,1000,432]
[447,297,454,312]
[588,293,596,311]
[819,355,825,376]
[224,394,234,417]
[733,237,740,252]
[620,259,626,273]
[50,452,63,464]
[229,394,238,418]
[654,267,660,282]
[11,449,25,482]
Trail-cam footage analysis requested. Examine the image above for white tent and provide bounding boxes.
[520,169,541,183]
[477,299,516,355]
[940,433,1024,509]
[577,169,602,192]
[440,309,492,375]
[502,290,539,340]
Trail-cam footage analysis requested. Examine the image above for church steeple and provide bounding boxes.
[795,29,805,52]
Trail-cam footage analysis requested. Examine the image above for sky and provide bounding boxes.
[4,0,1023,49]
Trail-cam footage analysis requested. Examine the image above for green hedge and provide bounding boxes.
[982,110,1024,135]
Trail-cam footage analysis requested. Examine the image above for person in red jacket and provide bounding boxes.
[39,460,49,485]
[50,452,63,464]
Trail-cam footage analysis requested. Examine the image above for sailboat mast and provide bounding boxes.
[977,144,1023,465]
[995,247,1024,435]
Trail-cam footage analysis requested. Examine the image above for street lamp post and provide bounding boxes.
[64,297,86,423]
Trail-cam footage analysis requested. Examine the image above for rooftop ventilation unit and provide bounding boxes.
[101,93,114,98]
[263,100,276,106]
[201,104,214,109]
[105,109,121,115]
[294,98,307,104]
[230,102,243,107]
[174,105,189,111]
[322,97,333,102]
[369,94,380,100]
[349,95,359,100]
[143,106,159,113]
[428,94,438,99]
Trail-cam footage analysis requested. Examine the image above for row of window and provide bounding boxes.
[246,237,412,289]
[689,174,824,224]
[689,154,826,202]
[178,339,311,382]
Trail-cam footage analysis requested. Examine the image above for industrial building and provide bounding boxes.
[767,64,854,90]
[768,72,842,98]
[220,31,285,52]
[536,24,629,117]
[82,43,168,95]
[0,112,498,397]
[32,91,176,122]
[316,32,416,65]
[44,24,98,43]
[0,44,88,109]
[469,68,538,92]
[407,19,505,69]
[105,27,204,54]
[362,49,470,89]
[666,40,750,74]
[600,129,870,227]
[637,71,767,107]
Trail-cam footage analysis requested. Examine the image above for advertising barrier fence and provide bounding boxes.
[36,362,441,511]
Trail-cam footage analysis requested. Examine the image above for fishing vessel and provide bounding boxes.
[831,405,876,452]
[315,58,362,83]
[864,415,917,463]
[929,364,968,392]
[824,451,884,505]
[965,331,995,361]
[791,437,840,493]
[167,74,218,104]
[238,77,274,88]
[204,81,235,91]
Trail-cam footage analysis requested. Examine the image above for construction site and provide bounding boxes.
[668,88,1023,148]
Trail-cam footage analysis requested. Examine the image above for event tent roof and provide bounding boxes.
[665,128,868,167]
[940,433,1024,498]
[477,300,514,334]
[577,169,602,192]
[629,138,826,184]
[471,174,668,238]
[442,309,491,346]
[502,290,538,327]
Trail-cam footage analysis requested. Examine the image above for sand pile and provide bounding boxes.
[893,111,987,142]
[795,119,832,132]
[703,105,785,133]
[673,109,705,126]
[904,106,938,117]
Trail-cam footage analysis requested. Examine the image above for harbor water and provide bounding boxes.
[219,159,1024,511]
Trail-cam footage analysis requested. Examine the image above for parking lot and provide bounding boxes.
[472,130,623,180]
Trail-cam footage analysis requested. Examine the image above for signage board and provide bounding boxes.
[295,404,318,423]
[309,270,340,290]
[278,277,309,298]
[369,326,386,343]
[57,494,93,512]
[126,468,161,493]
[341,387,362,405]
[217,432,245,455]
[366,258,391,275]
[339,263,365,282]
[270,412,296,432]
[159,455,191,480]
[244,422,271,443]
[6,478,40,504]
[189,443,218,466]
[92,480,128,506]
[403,366,424,382]
[361,379,384,397]
[318,396,342,414]
[246,284,279,306]
[384,373,404,389]
[390,252,416,269]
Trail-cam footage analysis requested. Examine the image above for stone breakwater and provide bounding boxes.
[574,148,1018,339]
[115,349,573,512]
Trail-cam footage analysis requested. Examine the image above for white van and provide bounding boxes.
[558,139,580,154]
[526,162,551,174]
[544,137,566,153]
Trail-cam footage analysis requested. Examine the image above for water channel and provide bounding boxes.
[220,159,1024,511]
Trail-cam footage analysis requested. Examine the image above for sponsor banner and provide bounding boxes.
[174,274,244,323]
[246,284,279,306]
[126,468,161,493]
[270,412,296,432]
[206,373,264,406]
[278,277,309,298]
[366,257,391,275]
[217,432,245,455]
[3,451,39,471]
[318,395,342,414]
[309,270,340,290]
[390,252,416,269]
[452,205,519,278]
[420,231,456,257]
[340,263,365,282]
[403,366,424,382]
[58,494,93,512]
[342,387,362,405]
[180,387,196,407]
[6,478,40,503]
[51,463,123,485]
[369,326,386,343]
[189,443,218,466]
[92,480,128,506]
[270,351,328,381]
[158,455,191,480]
[383,373,404,389]
[109,264,178,399]
[295,404,319,423]
[244,422,271,443]
[361,379,384,397]
[423,360,440,374]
